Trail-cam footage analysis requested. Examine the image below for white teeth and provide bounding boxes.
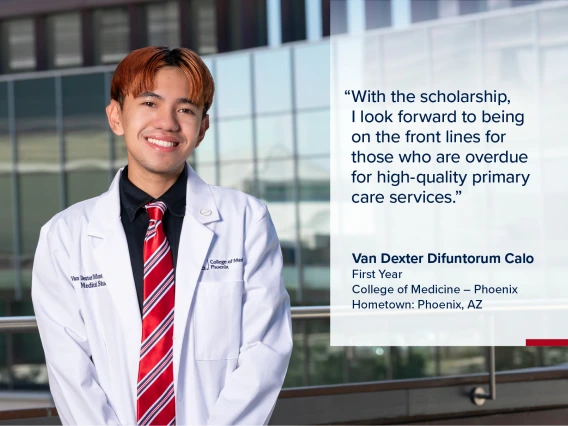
[147,137,177,147]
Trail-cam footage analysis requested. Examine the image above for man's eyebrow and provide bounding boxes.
[137,92,195,106]
[137,92,163,101]
[176,98,196,106]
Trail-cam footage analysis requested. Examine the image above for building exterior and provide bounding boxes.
[0,0,554,75]
[0,0,566,394]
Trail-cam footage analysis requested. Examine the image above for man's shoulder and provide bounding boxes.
[208,184,268,221]
[41,195,101,235]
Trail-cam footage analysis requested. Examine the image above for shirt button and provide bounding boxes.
[200,208,212,216]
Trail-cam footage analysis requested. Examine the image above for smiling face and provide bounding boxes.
[106,66,209,178]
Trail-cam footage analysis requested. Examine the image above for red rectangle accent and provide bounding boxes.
[526,339,568,346]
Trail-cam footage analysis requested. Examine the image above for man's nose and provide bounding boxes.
[154,107,180,131]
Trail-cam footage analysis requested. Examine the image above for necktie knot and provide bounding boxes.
[145,201,167,221]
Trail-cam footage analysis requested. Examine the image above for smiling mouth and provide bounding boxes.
[146,137,180,148]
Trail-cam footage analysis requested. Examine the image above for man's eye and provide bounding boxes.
[179,108,194,114]
[142,102,155,107]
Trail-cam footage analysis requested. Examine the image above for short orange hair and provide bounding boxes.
[110,46,215,115]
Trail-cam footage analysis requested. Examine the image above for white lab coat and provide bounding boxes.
[31,163,293,425]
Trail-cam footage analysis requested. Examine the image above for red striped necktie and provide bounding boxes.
[136,201,176,425]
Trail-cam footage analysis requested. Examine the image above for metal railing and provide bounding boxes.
[0,316,37,332]
[0,366,567,424]
[0,306,331,332]
[0,307,497,406]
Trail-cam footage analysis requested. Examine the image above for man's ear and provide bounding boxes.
[195,114,210,148]
[106,100,125,136]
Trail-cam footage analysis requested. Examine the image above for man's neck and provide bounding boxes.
[126,162,185,199]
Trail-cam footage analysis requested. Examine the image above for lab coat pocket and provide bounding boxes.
[194,280,243,361]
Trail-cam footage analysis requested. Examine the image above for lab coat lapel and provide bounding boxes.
[173,164,220,381]
[88,169,141,402]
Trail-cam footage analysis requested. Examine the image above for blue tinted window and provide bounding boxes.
[294,42,330,109]
[218,118,253,162]
[254,49,292,113]
[256,114,294,159]
[296,110,329,156]
[216,54,252,118]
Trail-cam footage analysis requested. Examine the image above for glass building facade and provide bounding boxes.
[0,0,568,391]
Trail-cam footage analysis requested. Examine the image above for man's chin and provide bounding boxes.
[136,159,186,176]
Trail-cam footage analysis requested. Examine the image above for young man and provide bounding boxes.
[31,46,293,425]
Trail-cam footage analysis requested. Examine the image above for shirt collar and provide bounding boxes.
[119,163,187,222]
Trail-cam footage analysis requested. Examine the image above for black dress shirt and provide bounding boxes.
[119,164,187,314]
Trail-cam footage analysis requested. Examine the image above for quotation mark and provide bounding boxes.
[453,190,462,203]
